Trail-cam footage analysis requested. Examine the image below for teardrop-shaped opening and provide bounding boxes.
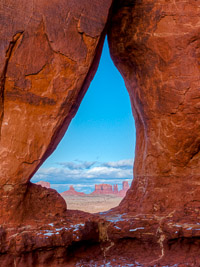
[31,37,136,213]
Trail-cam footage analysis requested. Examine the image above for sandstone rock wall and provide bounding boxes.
[0,0,113,222]
[1,0,200,265]
[108,0,200,216]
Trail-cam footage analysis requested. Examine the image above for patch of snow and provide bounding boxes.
[174,224,182,228]
[55,228,64,231]
[44,232,54,236]
[37,229,61,237]
[129,227,144,232]
[99,211,109,215]
[70,223,85,231]
[106,213,127,223]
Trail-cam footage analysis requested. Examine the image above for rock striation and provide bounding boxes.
[1,0,200,266]
[61,185,86,196]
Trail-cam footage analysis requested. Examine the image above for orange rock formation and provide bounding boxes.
[0,0,200,265]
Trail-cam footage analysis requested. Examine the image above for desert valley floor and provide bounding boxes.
[62,195,123,213]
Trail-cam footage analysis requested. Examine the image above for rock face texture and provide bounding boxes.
[61,185,86,196]
[36,181,51,189]
[108,0,200,217]
[1,0,200,266]
[0,0,112,222]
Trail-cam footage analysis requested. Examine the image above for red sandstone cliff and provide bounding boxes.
[0,0,200,265]
[61,186,86,196]
[0,0,112,223]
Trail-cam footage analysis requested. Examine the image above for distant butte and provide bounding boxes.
[59,181,129,197]
[61,185,86,196]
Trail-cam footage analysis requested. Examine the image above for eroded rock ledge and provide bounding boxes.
[1,209,200,266]
[0,0,200,266]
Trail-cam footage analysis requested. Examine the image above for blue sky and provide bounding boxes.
[32,37,136,193]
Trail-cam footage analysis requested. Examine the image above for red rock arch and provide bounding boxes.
[0,0,200,265]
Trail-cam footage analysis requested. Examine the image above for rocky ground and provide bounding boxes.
[62,195,123,213]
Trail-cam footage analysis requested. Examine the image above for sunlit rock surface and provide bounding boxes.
[0,0,200,266]
[0,0,112,222]
[108,0,200,218]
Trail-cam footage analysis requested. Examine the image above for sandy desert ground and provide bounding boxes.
[62,195,123,213]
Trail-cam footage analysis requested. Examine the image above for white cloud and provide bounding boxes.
[102,159,133,169]
[31,158,134,187]
[58,161,96,170]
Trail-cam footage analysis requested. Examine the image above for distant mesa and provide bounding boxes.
[36,181,51,189]
[61,185,86,197]
[60,182,129,197]
[36,181,130,197]
[91,181,129,197]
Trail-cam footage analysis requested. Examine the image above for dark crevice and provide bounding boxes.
[190,143,200,161]
[112,0,136,15]
[0,31,24,138]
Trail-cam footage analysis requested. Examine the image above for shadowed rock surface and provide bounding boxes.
[1,0,200,266]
